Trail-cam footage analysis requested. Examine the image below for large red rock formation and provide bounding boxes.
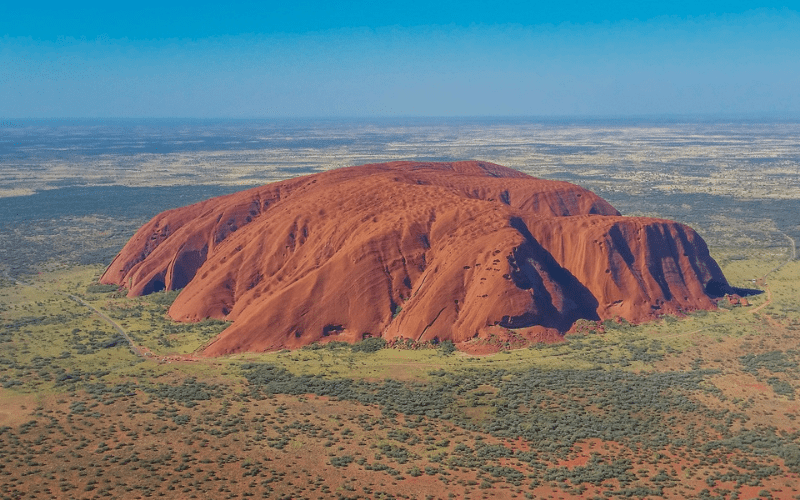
[101,161,732,355]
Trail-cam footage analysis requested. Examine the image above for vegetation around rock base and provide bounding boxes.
[1,252,799,498]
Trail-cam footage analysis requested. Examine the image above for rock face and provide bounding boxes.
[101,161,733,355]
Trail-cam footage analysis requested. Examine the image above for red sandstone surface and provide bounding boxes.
[101,161,732,354]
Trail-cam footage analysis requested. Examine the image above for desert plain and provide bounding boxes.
[1,119,799,499]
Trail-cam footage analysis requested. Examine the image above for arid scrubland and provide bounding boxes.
[1,119,799,499]
[1,254,800,499]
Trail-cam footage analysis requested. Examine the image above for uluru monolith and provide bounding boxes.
[101,161,733,354]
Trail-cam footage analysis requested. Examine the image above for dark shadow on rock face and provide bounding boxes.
[608,224,636,269]
[171,246,208,290]
[607,224,649,296]
[644,224,678,302]
[505,217,600,330]
[143,275,166,294]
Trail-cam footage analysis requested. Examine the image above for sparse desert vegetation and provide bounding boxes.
[2,248,800,499]
[2,120,799,498]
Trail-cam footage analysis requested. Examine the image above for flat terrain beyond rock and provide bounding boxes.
[101,161,733,354]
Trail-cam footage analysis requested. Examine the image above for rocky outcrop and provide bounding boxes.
[101,161,732,354]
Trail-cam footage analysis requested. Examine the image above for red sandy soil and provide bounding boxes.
[101,161,732,355]
[3,388,798,500]
[0,389,35,427]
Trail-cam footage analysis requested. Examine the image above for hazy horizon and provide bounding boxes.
[4,114,800,122]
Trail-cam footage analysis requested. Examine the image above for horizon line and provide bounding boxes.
[3,112,800,123]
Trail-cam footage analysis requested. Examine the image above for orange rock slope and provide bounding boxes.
[101,161,733,354]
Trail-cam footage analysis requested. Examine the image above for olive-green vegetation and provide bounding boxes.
[1,248,800,498]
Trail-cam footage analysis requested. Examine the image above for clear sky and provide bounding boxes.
[2,1,799,118]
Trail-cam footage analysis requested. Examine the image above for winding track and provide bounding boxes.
[66,293,144,357]
[747,230,796,316]
[2,271,143,358]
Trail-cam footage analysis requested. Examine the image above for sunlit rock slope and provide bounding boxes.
[101,161,733,354]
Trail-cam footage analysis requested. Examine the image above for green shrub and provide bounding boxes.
[351,337,386,353]
[86,283,119,294]
[439,340,456,355]
[329,455,354,467]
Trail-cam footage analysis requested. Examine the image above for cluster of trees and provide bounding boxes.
[739,350,797,374]
[544,455,635,487]
[85,283,119,294]
[143,378,223,407]
[301,336,456,354]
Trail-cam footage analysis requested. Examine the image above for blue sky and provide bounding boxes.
[2,1,799,118]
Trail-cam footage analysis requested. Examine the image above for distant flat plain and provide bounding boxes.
[2,118,798,277]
